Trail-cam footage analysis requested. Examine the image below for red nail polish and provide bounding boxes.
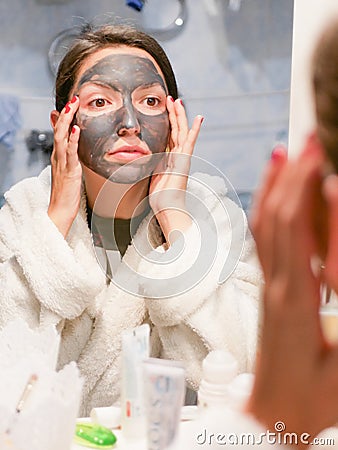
[168,95,174,102]
[271,146,287,162]
[179,99,184,106]
[200,116,204,124]
[71,95,77,103]
[71,126,76,134]
[65,102,71,114]
[302,133,323,158]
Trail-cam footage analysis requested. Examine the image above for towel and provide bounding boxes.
[0,94,21,149]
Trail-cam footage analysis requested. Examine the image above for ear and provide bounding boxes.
[50,110,60,131]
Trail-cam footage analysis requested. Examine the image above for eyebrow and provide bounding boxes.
[135,82,167,91]
[77,80,121,92]
[78,80,167,95]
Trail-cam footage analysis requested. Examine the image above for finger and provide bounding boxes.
[167,96,178,147]
[283,135,325,257]
[300,131,325,160]
[322,174,338,293]
[55,96,79,138]
[253,136,323,282]
[181,115,203,156]
[66,125,80,170]
[257,161,297,283]
[259,162,323,346]
[274,133,325,269]
[268,154,322,289]
[250,149,287,279]
[301,132,329,259]
[53,96,79,162]
[254,155,316,283]
[250,146,287,239]
[165,115,203,177]
[174,98,189,148]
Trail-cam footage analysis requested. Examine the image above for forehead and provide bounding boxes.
[75,46,166,88]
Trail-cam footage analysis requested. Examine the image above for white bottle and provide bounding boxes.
[226,372,254,411]
[198,350,239,410]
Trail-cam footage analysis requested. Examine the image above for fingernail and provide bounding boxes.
[65,102,71,114]
[168,95,174,102]
[71,95,78,103]
[71,126,76,134]
[179,99,184,106]
[302,133,323,157]
[200,116,204,124]
[271,145,287,162]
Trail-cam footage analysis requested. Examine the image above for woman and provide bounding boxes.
[0,24,261,415]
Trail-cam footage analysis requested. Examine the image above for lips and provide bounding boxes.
[107,145,151,155]
[105,145,152,163]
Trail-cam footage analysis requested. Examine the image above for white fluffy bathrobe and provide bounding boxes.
[0,166,262,416]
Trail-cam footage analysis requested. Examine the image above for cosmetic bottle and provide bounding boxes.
[226,372,254,411]
[120,323,150,441]
[197,350,239,410]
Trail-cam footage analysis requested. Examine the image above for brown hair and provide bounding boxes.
[55,23,178,112]
[312,17,338,172]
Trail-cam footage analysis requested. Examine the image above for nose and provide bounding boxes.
[116,100,141,137]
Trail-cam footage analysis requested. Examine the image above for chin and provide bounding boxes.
[106,162,156,184]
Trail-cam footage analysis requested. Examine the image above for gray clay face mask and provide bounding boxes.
[74,53,170,183]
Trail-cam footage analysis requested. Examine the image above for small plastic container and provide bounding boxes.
[74,422,117,449]
[226,372,254,411]
[198,350,239,410]
[90,406,121,429]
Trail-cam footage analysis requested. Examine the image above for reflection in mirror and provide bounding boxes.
[0,0,295,423]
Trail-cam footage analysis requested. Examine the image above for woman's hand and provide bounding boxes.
[246,135,338,442]
[149,96,203,246]
[48,96,82,238]
[322,173,338,294]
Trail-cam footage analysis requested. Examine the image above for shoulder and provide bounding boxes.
[187,172,228,199]
[187,171,246,226]
[187,172,242,211]
[3,166,52,210]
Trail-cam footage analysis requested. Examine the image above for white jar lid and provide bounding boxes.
[202,350,239,384]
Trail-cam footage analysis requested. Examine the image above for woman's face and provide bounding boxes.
[72,46,170,183]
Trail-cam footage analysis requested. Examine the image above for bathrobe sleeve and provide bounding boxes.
[0,167,105,327]
[136,173,262,386]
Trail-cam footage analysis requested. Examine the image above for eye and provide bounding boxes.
[133,89,166,116]
[144,97,160,107]
[90,98,107,108]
